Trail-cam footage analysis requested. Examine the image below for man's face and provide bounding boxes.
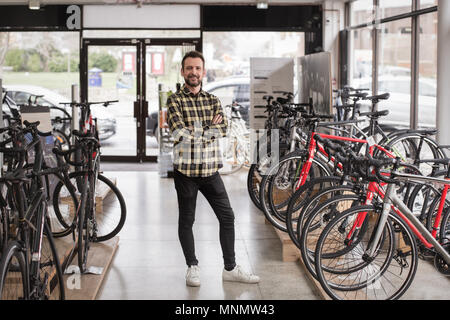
[181,57,205,88]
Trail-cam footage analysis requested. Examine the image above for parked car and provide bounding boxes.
[147,77,250,140]
[353,76,436,128]
[2,85,117,141]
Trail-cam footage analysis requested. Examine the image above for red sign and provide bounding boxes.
[151,52,164,75]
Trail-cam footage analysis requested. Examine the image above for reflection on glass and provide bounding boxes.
[377,19,412,127]
[1,32,79,98]
[378,0,412,19]
[418,12,437,128]
[203,32,304,82]
[145,45,191,157]
[351,0,374,26]
[420,0,438,10]
[88,46,137,156]
[1,31,80,148]
[350,28,373,88]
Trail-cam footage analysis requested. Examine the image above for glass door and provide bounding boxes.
[81,38,200,161]
[144,42,197,158]
[82,38,141,161]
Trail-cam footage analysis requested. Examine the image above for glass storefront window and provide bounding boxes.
[349,28,373,89]
[378,0,412,19]
[420,0,438,10]
[1,32,79,98]
[418,12,437,128]
[351,0,375,26]
[377,19,412,127]
[203,32,305,82]
[202,31,304,108]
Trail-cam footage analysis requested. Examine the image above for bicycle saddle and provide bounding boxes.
[417,158,450,165]
[364,93,390,102]
[359,109,389,118]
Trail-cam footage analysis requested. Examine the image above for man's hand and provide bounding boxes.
[212,114,223,124]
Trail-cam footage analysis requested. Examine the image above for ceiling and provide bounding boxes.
[0,0,330,5]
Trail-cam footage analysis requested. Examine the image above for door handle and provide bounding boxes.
[134,101,140,118]
[142,100,148,118]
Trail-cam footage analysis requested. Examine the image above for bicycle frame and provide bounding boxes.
[294,132,395,190]
[365,174,450,264]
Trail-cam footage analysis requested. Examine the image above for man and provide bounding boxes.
[167,51,259,287]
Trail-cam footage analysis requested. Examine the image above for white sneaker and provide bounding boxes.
[186,265,201,287]
[222,265,260,284]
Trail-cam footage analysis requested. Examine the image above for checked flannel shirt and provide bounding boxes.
[167,84,228,177]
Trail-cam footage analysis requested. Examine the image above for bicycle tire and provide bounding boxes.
[247,164,263,210]
[0,241,29,300]
[259,151,331,231]
[285,177,346,247]
[268,156,331,219]
[39,221,65,300]
[299,194,364,280]
[94,173,127,242]
[383,133,446,175]
[314,205,418,300]
[52,171,126,242]
[439,206,450,245]
[78,172,90,273]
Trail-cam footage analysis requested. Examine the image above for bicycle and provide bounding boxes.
[313,155,450,300]
[0,121,65,300]
[219,104,250,175]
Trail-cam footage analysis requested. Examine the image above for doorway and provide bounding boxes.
[80,38,200,162]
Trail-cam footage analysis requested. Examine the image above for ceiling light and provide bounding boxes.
[29,0,40,10]
[256,1,268,9]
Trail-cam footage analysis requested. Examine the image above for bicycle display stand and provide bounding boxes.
[59,237,119,300]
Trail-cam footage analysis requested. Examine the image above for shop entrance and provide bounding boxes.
[80,38,200,162]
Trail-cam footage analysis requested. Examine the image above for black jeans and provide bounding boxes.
[173,169,236,270]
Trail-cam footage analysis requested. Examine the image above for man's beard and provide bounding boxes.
[185,75,201,87]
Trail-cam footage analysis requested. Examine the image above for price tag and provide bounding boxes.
[367,136,376,147]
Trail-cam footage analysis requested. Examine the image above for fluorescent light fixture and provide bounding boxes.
[29,0,40,10]
[256,1,268,9]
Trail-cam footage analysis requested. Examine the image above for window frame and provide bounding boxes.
[345,0,437,129]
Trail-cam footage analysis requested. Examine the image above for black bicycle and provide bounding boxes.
[0,121,65,300]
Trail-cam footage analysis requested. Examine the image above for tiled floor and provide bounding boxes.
[96,169,450,300]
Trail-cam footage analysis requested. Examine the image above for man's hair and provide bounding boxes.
[181,50,205,70]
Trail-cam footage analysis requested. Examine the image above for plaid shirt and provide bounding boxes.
[167,84,228,177]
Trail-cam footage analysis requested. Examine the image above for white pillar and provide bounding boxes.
[322,0,345,90]
[437,0,450,144]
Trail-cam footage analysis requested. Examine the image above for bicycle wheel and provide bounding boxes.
[439,206,450,245]
[94,174,127,242]
[37,221,65,300]
[78,172,90,273]
[247,164,263,210]
[49,173,79,238]
[260,152,331,231]
[425,193,450,242]
[315,205,418,300]
[285,177,346,247]
[0,241,29,300]
[384,134,446,176]
[218,128,249,175]
[299,194,361,280]
[53,171,126,242]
